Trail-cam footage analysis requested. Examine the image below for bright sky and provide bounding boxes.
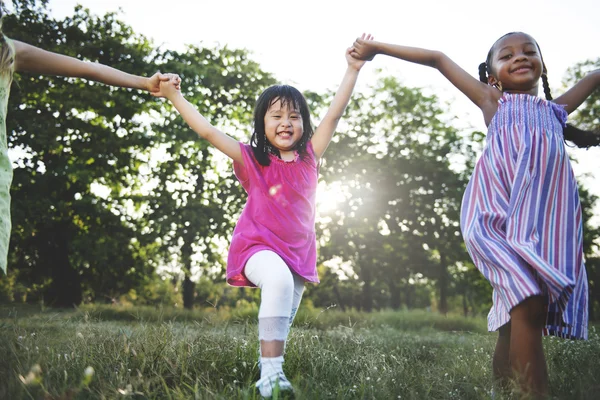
[23,0,600,217]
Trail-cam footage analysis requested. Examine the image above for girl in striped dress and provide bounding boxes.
[351,32,599,398]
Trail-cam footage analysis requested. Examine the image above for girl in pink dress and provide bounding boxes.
[351,32,599,399]
[159,34,373,397]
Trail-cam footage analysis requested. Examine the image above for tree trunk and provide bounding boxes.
[389,281,401,310]
[45,227,81,307]
[361,263,373,312]
[462,286,468,317]
[181,241,195,309]
[332,283,346,312]
[438,253,448,315]
[404,283,414,309]
[182,275,195,309]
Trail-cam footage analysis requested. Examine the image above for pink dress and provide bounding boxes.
[461,93,588,339]
[226,142,319,287]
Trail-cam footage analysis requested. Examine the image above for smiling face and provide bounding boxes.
[264,98,304,155]
[487,32,544,96]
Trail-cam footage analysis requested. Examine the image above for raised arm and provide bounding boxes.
[13,40,169,94]
[351,39,500,120]
[311,35,372,160]
[554,69,600,115]
[156,78,243,164]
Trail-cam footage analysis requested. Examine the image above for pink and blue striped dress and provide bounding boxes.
[461,93,588,339]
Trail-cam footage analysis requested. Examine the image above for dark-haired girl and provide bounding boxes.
[351,32,599,398]
[158,34,372,397]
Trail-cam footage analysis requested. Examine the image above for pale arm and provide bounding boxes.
[13,40,169,93]
[311,39,371,160]
[554,69,600,114]
[158,80,243,164]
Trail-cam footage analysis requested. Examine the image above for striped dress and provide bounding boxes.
[460,93,588,339]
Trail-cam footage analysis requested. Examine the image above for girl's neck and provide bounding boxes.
[278,149,297,162]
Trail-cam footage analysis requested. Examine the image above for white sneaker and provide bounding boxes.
[255,371,293,398]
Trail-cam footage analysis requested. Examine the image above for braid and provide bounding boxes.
[563,124,600,149]
[541,71,552,101]
[478,62,488,83]
[542,66,600,149]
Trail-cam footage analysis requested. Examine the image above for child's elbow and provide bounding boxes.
[429,51,446,69]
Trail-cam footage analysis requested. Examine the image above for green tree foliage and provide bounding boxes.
[4,0,163,306]
[145,45,276,308]
[564,58,600,320]
[2,1,277,308]
[315,76,478,312]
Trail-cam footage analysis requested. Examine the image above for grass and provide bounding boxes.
[0,304,598,399]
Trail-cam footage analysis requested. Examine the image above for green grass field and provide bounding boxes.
[1,304,598,399]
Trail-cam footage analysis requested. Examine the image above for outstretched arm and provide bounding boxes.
[155,77,243,164]
[351,38,499,122]
[13,40,170,94]
[554,69,600,114]
[311,34,372,160]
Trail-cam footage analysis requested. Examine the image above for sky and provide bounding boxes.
[15,0,600,216]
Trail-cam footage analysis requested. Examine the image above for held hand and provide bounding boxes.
[153,75,182,99]
[347,33,374,70]
[350,33,377,61]
[146,72,181,94]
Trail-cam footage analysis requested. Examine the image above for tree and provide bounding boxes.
[145,45,276,308]
[564,59,600,320]
[318,76,476,312]
[6,1,162,306]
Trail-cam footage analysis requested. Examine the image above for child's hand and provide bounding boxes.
[146,72,173,93]
[350,33,377,62]
[153,74,182,99]
[347,33,374,70]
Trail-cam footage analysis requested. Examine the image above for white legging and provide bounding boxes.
[244,250,305,341]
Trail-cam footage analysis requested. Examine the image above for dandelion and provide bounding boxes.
[82,366,94,387]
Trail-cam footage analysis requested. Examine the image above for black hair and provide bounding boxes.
[251,85,314,166]
[478,32,599,149]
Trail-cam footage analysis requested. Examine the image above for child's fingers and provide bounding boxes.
[157,71,171,81]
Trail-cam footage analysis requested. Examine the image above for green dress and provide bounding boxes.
[0,38,14,275]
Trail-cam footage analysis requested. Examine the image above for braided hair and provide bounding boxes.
[479,32,599,149]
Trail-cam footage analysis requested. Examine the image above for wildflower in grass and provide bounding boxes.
[82,366,94,387]
[19,364,42,386]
